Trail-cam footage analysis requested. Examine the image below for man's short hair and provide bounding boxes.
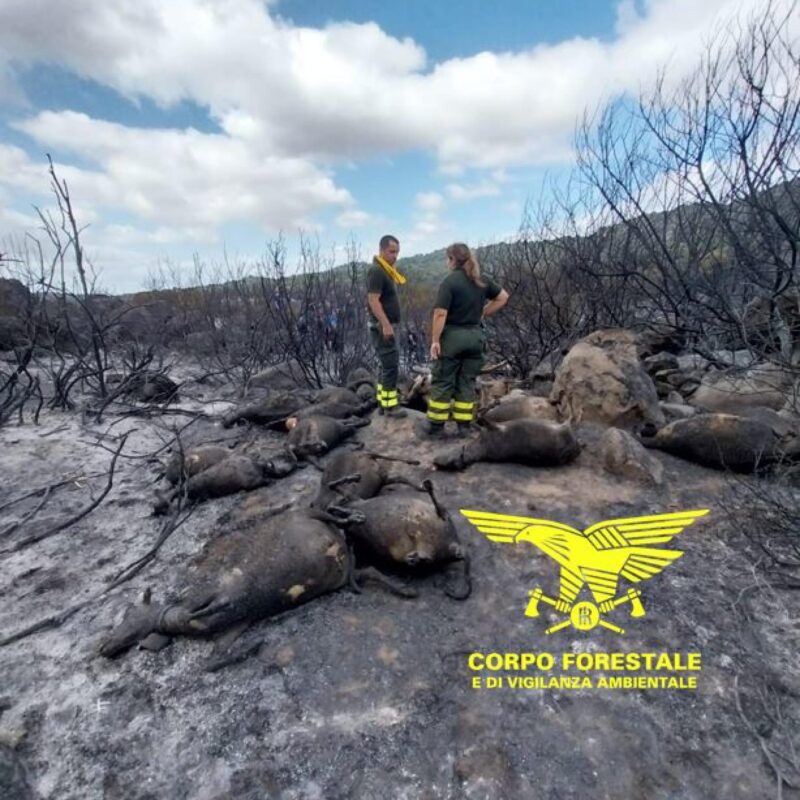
[379,235,399,250]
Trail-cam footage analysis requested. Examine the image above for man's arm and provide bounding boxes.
[367,293,394,338]
[430,307,448,360]
[482,289,509,319]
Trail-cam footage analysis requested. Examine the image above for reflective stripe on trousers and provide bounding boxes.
[426,398,451,422]
[377,383,400,409]
[451,399,475,422]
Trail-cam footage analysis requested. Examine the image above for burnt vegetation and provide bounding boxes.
[4,0,799,415]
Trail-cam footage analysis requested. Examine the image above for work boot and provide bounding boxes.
[457,422,478,438]
[385,406,408,419]
[419,419,445,437]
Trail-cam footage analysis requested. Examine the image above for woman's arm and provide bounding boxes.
[430,307,448,360]
[482,288,509,319]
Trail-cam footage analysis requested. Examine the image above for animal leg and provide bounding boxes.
[187,596,231,625]
[189,597,228,618]
[362,452,421,466]
[311,506,367,526]
[203,621,260,673]
[354,566,418,598]
[384,475,426,492]
[254,500,294,521]
[479,417,502,431]
[342,416,371,430]
[422,478,450,521]
[346,541,362,594]
[325,503,349,517]
[327,473,362,491]
[480,396,503,414]
[212,620,250,653]
[284,446,298,466]
[204,639,262,673]
[442,552,471,600]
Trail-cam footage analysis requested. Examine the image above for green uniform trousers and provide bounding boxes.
[370,326,400,409]
[427,325,485,423]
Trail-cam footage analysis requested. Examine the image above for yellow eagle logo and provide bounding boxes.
[460,508,710,634]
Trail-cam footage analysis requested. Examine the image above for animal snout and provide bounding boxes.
[639,421,660,438]
[449,543,466,559]
[404,550,433,565]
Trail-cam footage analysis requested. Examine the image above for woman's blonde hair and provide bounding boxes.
[447,242,484,287]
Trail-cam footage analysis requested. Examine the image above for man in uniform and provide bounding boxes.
[366,234,407,417]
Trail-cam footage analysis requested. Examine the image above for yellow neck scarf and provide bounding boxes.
[375,255,407,285]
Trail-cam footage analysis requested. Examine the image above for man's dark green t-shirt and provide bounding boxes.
[366,258,401,324]
[434,268,501,325]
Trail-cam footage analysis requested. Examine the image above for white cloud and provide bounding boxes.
[0,0,779,173]
[615,0,643,36]
[413,218,440,236]
[446,181,501,201]
[98,223,216,247]
[415,192,445,213]
[0,144,52,195]
[0,202,39,238]
[335,209,371,228]
[404,190,449,251]
[9,112,352,231]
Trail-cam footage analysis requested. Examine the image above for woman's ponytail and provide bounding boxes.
[446,242,485,287]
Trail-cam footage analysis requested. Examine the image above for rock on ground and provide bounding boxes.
[550,329,665,432]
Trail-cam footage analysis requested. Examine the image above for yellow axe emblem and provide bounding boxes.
[460,508,710,635]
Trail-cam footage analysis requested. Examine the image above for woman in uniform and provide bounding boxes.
[424,242,509,436]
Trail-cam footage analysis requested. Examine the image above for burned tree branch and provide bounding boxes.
[1,433,129,554]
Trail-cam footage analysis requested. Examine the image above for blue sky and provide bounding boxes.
[278,1,621,60]
[0,0,769,292]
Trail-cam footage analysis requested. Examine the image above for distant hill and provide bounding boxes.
[105,174,798,301]
[337,242,516,290]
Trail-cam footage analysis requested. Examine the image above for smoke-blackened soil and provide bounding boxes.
[1,399,799,799]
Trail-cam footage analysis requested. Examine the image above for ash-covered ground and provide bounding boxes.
[1,376,799,799]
